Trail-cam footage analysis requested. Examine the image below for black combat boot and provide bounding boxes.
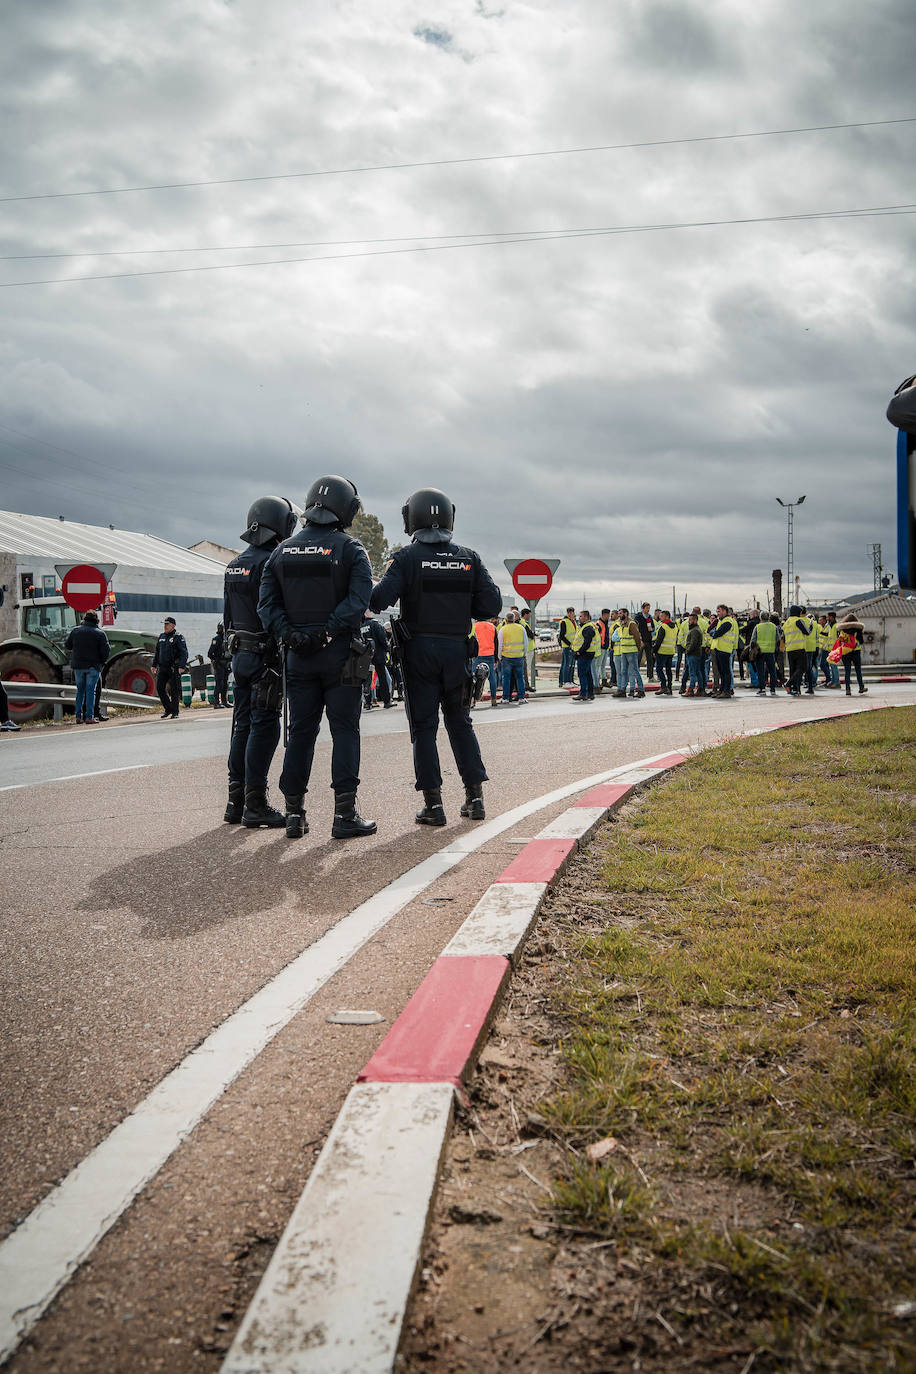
[459,783,485,821]
[224,782,245,824]
[284,795,308,839]
[332,792,378,839]
[415,789,447,827]
[241,788,286,829]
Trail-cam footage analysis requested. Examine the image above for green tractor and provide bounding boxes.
[0,598,158,722]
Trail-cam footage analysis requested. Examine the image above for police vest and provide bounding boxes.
[615,622,639,653]
[270,535,351,626]
[656,622,677,655]
[783,616,807,652]
[755,621,778,653]
[500,622,526,657]
[401,544,476,636]
[224,549,268,634]
[714,617,739,655]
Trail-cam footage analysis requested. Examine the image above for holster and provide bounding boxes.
[339,635,373,687]
[252,665,282,713]
[229,628,269,655]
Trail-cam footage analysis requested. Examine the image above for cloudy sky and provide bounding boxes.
[1,0,914,611]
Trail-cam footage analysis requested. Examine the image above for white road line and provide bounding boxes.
[0,764,155,793]
[0,749,681,1365]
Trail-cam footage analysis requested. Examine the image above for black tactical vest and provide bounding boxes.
[224,546,269,633]
[401,542,476,636]
[271,530,351,626]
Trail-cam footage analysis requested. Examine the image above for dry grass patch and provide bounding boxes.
[543,708,916,1369]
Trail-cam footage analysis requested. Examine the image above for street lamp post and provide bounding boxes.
[776,495,806,601]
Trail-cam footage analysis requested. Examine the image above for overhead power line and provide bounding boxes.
[1,116,913,204]
[2,200,914,289]
[4,201,915,263]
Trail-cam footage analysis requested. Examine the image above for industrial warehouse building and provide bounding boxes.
[0,509,226,656]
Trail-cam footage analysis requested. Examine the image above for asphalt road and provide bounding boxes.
[2,683,913,1372]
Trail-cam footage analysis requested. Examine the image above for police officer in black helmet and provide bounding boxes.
[258,475,377,840]
[224,495,298,827]
[370,488,501,825]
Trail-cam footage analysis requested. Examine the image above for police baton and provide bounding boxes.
[282,642,289,748]
[389,616,416,743]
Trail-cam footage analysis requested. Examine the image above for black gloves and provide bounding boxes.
[287,629,330,656]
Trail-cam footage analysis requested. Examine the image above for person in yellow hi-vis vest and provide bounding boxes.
[611,608,645,699]
[572,609,600,702]
[652,610,678,695]
[708,603,739,697]
[497,612,527,705]
[782,604,813,696]
[557,606,578,688]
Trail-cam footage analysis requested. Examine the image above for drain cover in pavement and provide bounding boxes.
[326,1010,385,1025]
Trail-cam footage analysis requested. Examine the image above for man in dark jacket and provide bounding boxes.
[370,487,501,825]
[207,623,231,708]
[65,610,110,723]
[152,617,189,719]
[634,602,656,681]
[362,612,392,709]
[258,475,375,840]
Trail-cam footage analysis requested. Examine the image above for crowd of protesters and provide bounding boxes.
[475,602,870,703]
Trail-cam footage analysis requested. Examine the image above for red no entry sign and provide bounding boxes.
[60,564,109,613]
[509,558,555,602]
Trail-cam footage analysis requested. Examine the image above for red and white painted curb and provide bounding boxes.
[222,704,904,1374]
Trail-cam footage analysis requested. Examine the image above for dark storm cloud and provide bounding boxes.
[622,2,738,74]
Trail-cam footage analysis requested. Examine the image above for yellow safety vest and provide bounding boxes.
[615,621,639,653]
[583,621,601,656]
[713,616,739,655]
[560,616,577,647]
[500,622,526,658]
[783,616,807,652]
[817,622,831,650]
[754,621,778,653]
[804,619,818,651]
[675,618,689,647]
[656,622,677,656]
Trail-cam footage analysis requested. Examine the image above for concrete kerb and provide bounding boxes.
[221,703,910,1374]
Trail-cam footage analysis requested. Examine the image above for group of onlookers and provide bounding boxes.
[550,602,870,702]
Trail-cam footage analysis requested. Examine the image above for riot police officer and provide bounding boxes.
[370,488,501,826]
[224,495,298,827]
[258,475,376,840]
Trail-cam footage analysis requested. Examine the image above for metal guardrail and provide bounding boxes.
[4,681,161,711]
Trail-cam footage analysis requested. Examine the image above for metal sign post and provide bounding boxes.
[504,558,561,693]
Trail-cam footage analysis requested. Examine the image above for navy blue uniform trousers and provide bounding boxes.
[227,651,282,790]
[279,637,362,796]
[404,636,487,791]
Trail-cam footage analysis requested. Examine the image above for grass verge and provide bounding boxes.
[543,707,916,1370]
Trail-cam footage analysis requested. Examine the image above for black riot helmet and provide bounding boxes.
[240,496,297,547]
[303,475,361,528]
[402,488,455,536]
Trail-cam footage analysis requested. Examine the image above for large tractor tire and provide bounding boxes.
[105,651,156,698]
[0,648,57,722]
